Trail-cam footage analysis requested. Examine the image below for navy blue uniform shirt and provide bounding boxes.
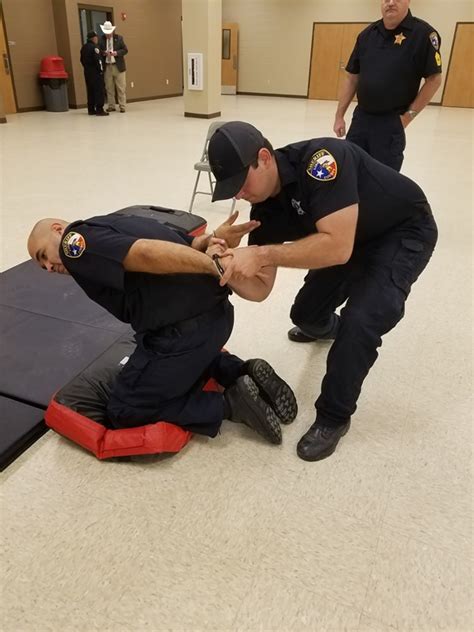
[248,138,433,248]
[346,10,442,114]
[59,214,228,333]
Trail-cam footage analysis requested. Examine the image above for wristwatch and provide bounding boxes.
[406,109,418,120]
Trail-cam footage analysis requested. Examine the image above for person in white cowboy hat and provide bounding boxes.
[98,20,128,113]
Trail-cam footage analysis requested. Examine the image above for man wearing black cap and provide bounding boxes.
[208,121,438,462]
[80,31,108,116]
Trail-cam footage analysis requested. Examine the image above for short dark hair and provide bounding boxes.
[250,138,274,168]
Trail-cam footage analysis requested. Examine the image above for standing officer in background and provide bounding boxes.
[208,121,438,462]
[334,0,442,171]
[80,31,108,117]
[99,21,128,113]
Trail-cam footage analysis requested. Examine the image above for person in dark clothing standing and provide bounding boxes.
[80,31,108,117]
[208,121,438,462]
[333,0,442,171]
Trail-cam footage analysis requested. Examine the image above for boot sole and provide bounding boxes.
[234,376,282,445]
[249,359,297,424]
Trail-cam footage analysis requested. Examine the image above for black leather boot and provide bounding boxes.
[245,359,297,424]
[288,313,340,343]
[297,420,351,461]
[225,375,282,444]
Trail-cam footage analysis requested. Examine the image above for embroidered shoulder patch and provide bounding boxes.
[306,149,338,181]
[62,231,86,258]
[429,31,439,51]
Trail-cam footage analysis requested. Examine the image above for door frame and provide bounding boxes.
[78,4,113,44]
[0,6,18,114]
[441,21,473,106]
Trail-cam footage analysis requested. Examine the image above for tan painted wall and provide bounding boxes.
[2,0,58,110]
[222,0,474,102]
[2,0,183,109]
[64,0,183,107]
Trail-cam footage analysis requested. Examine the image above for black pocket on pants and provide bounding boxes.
[390,130,406,157]
[391,238,430,296]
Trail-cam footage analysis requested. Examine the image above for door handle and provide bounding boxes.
[232,54,237,71]
[3,53,10,75]
[339,61,345,70]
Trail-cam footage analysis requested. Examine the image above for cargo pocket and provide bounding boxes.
[391,238,428,297]
[118,350,150,389]
[390,130,406,157]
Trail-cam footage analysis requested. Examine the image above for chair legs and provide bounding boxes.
[189,169,236,214]
[188,171,202,213]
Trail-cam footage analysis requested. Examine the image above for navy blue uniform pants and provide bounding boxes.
[347,106,406,171]
[84,69,105,114]
[107,300,244,436]
[290,211,438,428]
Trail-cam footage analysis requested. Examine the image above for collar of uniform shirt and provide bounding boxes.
[376,9,415,36]
[274,151,298,187]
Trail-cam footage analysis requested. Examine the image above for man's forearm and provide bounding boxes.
[409,74,442,114]
[335,73,359,116]
[227,269,275,302]
[260,233,350,270]
[123,239,218,276]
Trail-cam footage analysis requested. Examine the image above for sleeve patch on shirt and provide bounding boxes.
[306,150,338,181]
[62,231,86,258]
[429,31,439,51]
[435,52,442,67]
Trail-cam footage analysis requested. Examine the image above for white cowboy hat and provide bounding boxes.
[100,21,116,35]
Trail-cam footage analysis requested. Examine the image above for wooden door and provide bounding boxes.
[308,24,344,100]
[308,23,369,100]
[0,11,16,114]
[222,23,238,94]
[442,23,474,108]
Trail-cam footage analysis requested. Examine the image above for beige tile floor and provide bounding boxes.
[0,96,472,631]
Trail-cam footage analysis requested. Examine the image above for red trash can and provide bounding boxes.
[39,56,69,112]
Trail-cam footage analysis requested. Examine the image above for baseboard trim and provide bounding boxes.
[237,91,307,99]
[17,106,45,113]
[184,111,221,119]
[72,92,183,109]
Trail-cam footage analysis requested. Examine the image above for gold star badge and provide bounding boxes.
[394,32,406,45]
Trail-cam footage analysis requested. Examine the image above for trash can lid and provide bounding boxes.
[39,56,68,79]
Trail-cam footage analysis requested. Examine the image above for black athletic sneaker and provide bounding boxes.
[225,375,282,444]
[245,359,297,424]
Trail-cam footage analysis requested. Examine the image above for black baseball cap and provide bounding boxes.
[87,30,98,39]
[208,122,265,201]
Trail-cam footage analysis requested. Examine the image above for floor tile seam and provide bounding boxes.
[0,302,124,332]
[251,554,374,612]
[229,567,370,629]
[276,472,388,531]
[358,520,396,625]
[378,519,473,563]
[358,610,400,631]
[381,464,474,505]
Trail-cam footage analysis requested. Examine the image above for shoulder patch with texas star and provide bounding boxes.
[306,149,338,181]
[62,231,86,258]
